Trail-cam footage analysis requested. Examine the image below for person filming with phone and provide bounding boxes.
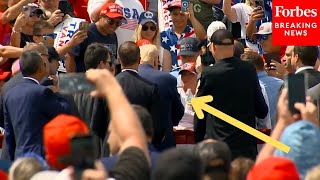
[66,2,124,73]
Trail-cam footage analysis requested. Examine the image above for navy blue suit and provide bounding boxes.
[2,78,71,160]
[138,64,184,150]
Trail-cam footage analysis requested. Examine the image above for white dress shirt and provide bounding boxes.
[295,66,314,74]
[23,77,40,85]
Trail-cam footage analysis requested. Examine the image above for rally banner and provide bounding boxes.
[158,0,173,32]
[54,17,85,73]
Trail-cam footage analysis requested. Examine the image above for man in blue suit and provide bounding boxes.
[138,44,184,150]
[3,51,71,160]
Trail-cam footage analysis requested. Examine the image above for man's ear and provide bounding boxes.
[294,53,299,64]
[33,36,41,44]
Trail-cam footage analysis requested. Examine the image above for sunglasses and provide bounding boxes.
[258,34,271,41]
[43,33,57,39]
[142,24,157,31]
[106,18,122,27]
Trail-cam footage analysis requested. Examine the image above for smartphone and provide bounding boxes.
[181,0,189,12]
[285,74,306,114]
[255,0,265,11]
[70,135,96,169]
[59,1,68,15]
[58,73,95,94]
[79,21,89,32]
[263,52,281,66]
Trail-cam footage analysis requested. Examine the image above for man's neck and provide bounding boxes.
[95,22,110,36]
[183,83,197,95]
[24,75,42,83]
[141,62,155,69]
[173,25,186,35]
[214,54,233,61]
[122,65,138,72]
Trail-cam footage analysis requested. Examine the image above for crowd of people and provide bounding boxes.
[0,0,320,179]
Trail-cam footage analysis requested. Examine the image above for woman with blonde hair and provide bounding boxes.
[134,11,160,47]
[134,11,162,64]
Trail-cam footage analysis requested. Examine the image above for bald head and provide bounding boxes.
[119,41,141,67]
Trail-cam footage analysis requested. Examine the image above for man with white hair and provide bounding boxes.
[138,44,184,150]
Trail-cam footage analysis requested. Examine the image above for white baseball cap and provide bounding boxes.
[253,22,272,37]
[207,21,227,46]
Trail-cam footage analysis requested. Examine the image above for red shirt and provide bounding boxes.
[68,0,90,21]
[0,12,12,45]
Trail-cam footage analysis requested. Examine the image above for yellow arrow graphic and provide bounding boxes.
[191,95,290,153]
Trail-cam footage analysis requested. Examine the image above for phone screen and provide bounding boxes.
[263,52,281,66]
[79,21,89,32]
[285,74,306,114]
[181,0,189,12]
[59,1,68,15]
[58,73,95,94]
[70,135,96,169]
[255,0,265,11]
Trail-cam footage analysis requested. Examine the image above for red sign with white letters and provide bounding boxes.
[272,0,320,45]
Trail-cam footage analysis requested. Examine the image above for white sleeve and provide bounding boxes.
[256,84,272,129]
[232,3,243,23]
[87,0,106,20]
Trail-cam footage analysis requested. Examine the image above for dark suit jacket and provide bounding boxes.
[297,68,320,88]
[138,64,184,150]
[73,94,109,157]
[308,83,320,102]
[196,57,268,160]
[116,70,162,142]
[2,78,71,160]
[0,73,79,127]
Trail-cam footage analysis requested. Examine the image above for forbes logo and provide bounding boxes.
[274,6,317,17]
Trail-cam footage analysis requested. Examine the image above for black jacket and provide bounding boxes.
[195,57,268,159]
[116,70,163,143]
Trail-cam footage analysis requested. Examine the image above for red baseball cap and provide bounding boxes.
[0,71,11,81]
[43,114,89,170]
[167,0,182,10]
[136,39,152,46]
[100,3,125,19]
[179,62,197,75]
[247,157,300,180]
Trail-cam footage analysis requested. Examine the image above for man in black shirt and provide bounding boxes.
[195,29,268,160]
[67,2,125,73]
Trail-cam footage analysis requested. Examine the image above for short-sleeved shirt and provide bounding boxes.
[71,23,118,72]
[87,0,144,48]
[160,25,196,70]
[109,147,150,180]
[232,3,258,51]
[193,0,214,30]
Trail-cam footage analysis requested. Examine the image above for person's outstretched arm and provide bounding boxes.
[86,69,149,161]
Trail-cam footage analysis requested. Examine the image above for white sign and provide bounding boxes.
[54,17,85,72]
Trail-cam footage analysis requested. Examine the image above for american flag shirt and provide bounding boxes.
[160,25,196,71]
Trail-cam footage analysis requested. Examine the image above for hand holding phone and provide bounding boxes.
[79,21,89,32]
[255,0,265,11]
[59,1,68,15]
[263,52,281,67]
[285,74,306,114]
[58,73,96,94]
[181,0,189,12]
